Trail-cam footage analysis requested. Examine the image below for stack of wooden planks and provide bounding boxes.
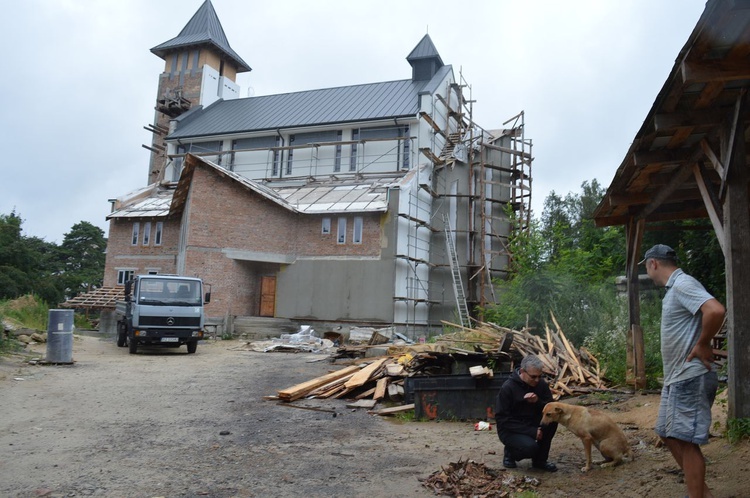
[275,355,416,414]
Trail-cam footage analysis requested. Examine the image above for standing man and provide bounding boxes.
[495,354,558,472]
[641,244,725,498]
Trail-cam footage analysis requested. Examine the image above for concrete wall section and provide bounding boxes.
[275,256,394,323]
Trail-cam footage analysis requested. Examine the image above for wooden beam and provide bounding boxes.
[720,89,747,199]
[692,162,726,257]
[653,109,727,130]
[700,139,726,179]
[608,189,701,207]
[636,164,695,220]
[418,111,445,138]
[632,148,693,166]
[681,58,750,84]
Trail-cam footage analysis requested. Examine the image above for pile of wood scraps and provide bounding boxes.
[437,314,608,399]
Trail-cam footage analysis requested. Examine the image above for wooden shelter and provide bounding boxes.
[593,0,750,418]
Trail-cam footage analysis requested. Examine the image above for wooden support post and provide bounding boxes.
[723,93,750,419]
[625,217,646,389]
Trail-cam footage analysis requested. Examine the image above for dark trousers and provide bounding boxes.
[500,423,558,464]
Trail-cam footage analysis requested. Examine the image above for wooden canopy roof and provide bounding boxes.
[593,0,750,230]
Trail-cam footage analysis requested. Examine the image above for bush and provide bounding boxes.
[584,292,664,388]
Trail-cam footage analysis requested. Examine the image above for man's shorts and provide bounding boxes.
[655,370,718,445]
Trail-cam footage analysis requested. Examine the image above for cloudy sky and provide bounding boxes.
[0,0,707,244]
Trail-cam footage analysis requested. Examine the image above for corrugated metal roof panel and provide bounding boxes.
[108,195,173,219]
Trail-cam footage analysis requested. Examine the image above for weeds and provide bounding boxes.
[726,418,750,444]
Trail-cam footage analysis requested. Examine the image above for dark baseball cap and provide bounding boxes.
[639,244,678,264]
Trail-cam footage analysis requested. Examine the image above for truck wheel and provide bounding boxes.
[187,341,198,354]
[128,337,138,354]
[116,328,127,347]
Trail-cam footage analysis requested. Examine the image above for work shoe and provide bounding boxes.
[502,456,517,469]
[531,461,558,472]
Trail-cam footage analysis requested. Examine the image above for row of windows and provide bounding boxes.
[131,222,164,247]
[175,125,411,177]
[322,216,363,244]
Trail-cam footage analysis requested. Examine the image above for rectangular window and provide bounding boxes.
[117,269,135,285]
[349,129,359,172]
[142,222,151,246]
[286,135,294,175]
[274,135,282,176]
[154,222,163,246]
[337,218,347,244]
[353,217,363,244]
[322,218,331,234]
[334,130,343,172]
[232,136,279,173]
[401,125,410,170]
[131,222,140,246]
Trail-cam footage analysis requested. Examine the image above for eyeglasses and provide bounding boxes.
[522,369,542,380]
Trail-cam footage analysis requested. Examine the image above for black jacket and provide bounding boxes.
[495,368,553,439]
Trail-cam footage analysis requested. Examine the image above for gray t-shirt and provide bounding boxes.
[661,268,715,386]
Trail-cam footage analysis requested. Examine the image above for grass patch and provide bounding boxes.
[0,295,49,331]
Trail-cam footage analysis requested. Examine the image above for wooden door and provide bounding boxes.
[259,276,276,317]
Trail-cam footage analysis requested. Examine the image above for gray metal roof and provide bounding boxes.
[151,0,251,73]
[167,75,444,140]
[406,34,444,66]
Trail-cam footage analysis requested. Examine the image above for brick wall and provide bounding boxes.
[102,217,181,287]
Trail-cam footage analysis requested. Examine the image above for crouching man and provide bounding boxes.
[495,354,558,472]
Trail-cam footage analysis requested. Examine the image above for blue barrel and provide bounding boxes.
[46,309,74,363]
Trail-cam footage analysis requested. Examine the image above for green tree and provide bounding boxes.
[57,221,107,298]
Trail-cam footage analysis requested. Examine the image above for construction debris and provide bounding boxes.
[273,315,611,412]
[436,315,608,399]
[419,459,540,497]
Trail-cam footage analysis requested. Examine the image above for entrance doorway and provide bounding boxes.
[259,276,276,317]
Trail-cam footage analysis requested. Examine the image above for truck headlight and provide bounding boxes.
[192,331,204,338]
[135,330,146,337]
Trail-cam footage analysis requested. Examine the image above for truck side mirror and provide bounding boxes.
[204,292,211,304]
[124,280,132,301]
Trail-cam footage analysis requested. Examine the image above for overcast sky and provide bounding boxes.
[0,0,708,244]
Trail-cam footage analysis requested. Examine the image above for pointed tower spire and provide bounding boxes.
[151,0,250,72]
[406,34,444,81]
[145,0,251,184]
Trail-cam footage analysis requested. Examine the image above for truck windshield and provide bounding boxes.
[137,278,202,306]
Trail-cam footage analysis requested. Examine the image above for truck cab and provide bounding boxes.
[115,275,210,354]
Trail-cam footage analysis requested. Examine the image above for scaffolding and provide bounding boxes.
[397,71,533,332]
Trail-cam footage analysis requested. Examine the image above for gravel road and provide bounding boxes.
[0,334,494,498]
[4,333,748,498]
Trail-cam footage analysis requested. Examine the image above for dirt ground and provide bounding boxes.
[1,333,749,498]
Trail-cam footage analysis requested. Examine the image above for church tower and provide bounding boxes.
[145,0,251,184]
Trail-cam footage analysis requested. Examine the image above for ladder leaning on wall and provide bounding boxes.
[443,213,470,328]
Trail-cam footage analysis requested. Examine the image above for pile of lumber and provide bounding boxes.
[436,314,607,399]
[275,356,417,414]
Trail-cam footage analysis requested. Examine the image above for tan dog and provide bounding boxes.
[541,401,633,472]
